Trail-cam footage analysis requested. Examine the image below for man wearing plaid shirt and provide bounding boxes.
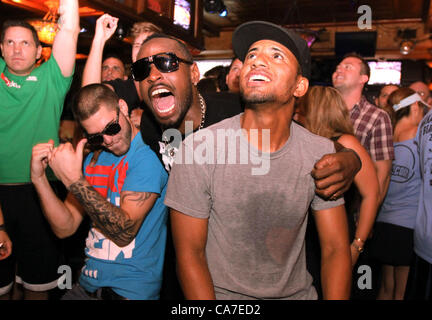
[332,53,394,204]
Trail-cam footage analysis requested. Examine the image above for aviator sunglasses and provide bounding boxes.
[131,52,193,81]
[85,108,121,146]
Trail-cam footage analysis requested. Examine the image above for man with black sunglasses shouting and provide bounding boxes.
[133,33,245,300]
[135,33,246,172]
[30,84,169,300]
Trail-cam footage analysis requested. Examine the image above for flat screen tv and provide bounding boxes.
[335,31,377,58]
[367,61,402,85]
[174,0,192,31]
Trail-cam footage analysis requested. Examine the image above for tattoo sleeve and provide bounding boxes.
[69,177,151,247]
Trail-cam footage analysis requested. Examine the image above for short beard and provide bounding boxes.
[240,89,277,109]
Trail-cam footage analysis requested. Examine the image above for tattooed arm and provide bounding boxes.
[32,140,158,245]
[69,177,158,247]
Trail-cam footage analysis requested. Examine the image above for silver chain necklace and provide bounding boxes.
[197,93,206,130]
[160,94,207,161]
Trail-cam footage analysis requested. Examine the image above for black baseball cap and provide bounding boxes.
[232,21,311,80]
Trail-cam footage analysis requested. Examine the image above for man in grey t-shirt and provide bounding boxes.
[164,21,352,300]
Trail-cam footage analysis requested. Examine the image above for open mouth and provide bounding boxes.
[249,74,271,82]
[151,88,175,115]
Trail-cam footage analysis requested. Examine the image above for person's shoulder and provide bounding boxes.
[292,121,331,143]
[32,56,56,73]
[132,132,155,155]
[396,126,418,142]
[336,134,363,152]
[292,122,335,154]
[361,98,393,127]
[204,113,241,132]
[130,134,167,172]
[362,96,389,115]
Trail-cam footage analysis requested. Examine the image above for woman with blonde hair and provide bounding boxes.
[297,86,380,266]
[370,87,428,300]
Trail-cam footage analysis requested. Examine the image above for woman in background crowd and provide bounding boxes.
[370,87,428,300]
[296,86,380,266]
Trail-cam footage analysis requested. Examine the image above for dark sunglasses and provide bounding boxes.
[131,52,193,81]
[85,109,121,146]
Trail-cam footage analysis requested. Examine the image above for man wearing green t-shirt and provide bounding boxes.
[0,0,79,300]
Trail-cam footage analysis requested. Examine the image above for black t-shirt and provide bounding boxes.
[139,91,244,169]
[105,78,141,113]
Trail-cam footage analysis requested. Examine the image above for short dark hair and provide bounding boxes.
[142,33,193,61]
[343,52,370,79]
[73,84,119,122]
[1,20,40,47]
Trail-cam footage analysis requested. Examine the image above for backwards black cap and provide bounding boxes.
[232,20,311,80]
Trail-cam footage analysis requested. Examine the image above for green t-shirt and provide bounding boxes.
[0,57,73,183]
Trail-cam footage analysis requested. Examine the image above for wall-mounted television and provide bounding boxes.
[174,0,192,31]
[367,61,402,85]
[335,31,377,58]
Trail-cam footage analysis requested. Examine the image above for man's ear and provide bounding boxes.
[118,99,129,116]
[191,62,200,86]
[294,77,309,98]
[360,74,369,86]
[36,45,42,60]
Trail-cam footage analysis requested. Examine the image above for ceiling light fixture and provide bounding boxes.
[400,39,415,55]
[28,0,59,45]
[396,28,432,56]
[204,0,228,17]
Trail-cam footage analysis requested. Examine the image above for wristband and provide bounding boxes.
[351,240,364,253]
[353,237,365,244]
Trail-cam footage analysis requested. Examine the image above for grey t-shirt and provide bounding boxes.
[165,114,344,299]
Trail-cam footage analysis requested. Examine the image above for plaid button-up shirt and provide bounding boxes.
[350,96,394,161]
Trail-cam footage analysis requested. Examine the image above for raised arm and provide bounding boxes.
[31,140,84,238]
[313,205,352,299]
[51,0,80,77]
[81,14,119,86]
[170,209,215,299]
